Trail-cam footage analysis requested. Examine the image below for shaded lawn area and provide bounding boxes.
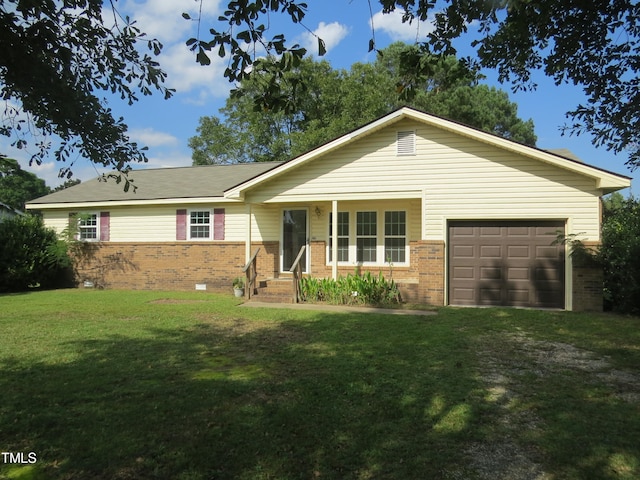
[0,290,639,479]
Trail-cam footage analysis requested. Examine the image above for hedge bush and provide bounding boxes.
[0,214,74,292]
[599,195,640,314]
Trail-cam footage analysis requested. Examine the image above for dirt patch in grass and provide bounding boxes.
[448,331,640,480]
[148,298,209,304]
[506,332,640,402]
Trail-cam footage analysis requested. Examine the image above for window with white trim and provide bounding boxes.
[326,208,409,266]
[328,212,349,262]
[356,211,377,262]
[384,211,406,263]
[78,213,98,240]
[189,210,211,239]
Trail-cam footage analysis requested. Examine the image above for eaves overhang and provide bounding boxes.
[25,196,242,210]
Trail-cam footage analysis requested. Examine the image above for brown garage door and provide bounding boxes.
[449,221,565,309]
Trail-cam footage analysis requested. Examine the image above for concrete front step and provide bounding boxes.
[248,294,293,304]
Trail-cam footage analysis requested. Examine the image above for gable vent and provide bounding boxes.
[397,130,416,155]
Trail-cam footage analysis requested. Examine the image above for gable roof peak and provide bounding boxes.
[224,106,630,198]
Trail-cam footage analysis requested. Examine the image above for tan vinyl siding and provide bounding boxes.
[42,210,72,234]
[223,205,250,241]
[247,119,603,241]
[108,206,176,241]
[44,204,247,242]
[250,204,280,242]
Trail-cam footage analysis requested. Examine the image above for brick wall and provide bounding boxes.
[73,242,278,292]
[571,241,603,312]
[71,238,605,311]
[572,267,604,312]
[415,240,445,306]
[65,239,502,310]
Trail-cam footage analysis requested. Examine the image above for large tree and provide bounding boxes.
[188,0,639,168]
[190,43,535,165]
[0,0,173,186]
[0,157,50,210]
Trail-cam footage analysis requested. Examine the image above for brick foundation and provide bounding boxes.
[572,266,604,312]
[73,240,446,305]
[72,242,277,293]
[71,239,601,311]
[571,241,603,312]
[415,240,446,306]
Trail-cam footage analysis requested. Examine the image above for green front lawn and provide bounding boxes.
[1,290,639,479]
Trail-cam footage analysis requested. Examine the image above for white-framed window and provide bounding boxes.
[384,211,406,263]
[189,210,211,240]
[78,213,98,240]
[176,208,224,241]
[357,211,377,262]
[327,209,409,266]
[328,212,350,262]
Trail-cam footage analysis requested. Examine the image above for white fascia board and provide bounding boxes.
[25,196,241,210]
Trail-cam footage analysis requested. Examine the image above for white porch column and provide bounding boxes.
[332,199,338,280]
[245,203,252,262]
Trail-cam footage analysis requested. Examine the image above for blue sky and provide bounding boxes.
[7,0,636,194]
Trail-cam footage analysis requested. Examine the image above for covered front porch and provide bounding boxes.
[240,197,445,305]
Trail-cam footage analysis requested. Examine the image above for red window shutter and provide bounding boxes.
[99,212,110,241]
[176,209,187,240]
[214,208,225,240]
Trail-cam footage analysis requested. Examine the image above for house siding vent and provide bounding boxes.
[397,130,416,155]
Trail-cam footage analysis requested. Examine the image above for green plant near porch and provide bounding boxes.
[300,271,401,306]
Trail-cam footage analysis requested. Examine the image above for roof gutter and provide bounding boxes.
[25,196,242,210]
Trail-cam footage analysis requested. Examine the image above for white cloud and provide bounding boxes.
[109,0,229,102]
[142,150,194,170]
[128,127,178,147]
[370,9,436,42]
[159,42,231,102]
[300,21,349,56]
[116,0,221,45]
[25,161,64,188]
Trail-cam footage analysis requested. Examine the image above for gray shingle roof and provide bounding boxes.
[28,162,284,204]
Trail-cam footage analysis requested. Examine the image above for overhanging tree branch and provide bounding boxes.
[0,0,174,188]
[190,0,640,169]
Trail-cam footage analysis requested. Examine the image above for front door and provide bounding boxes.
[282,209,307,272]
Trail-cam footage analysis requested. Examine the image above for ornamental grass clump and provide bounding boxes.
[300,271,401,306]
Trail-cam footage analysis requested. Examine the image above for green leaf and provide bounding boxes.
[196,48,211,66]
[318,38,326,56]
